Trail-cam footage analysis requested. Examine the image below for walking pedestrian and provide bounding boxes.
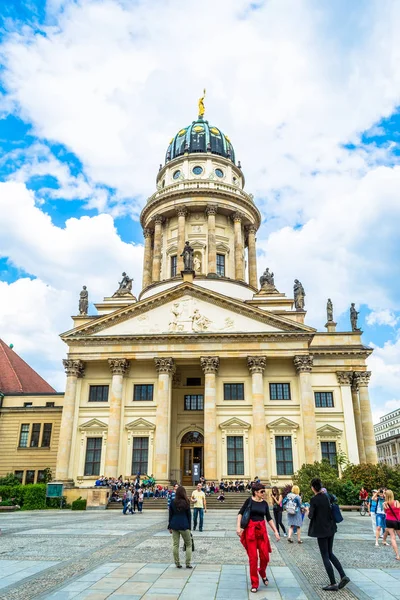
[372,489,387,547]
[308,477,350,591]
[191,482,207,532]
[168,486,193,569]
[271,486,287,537]
[237,482,280,593]
[122,488,133,515]
[285,485,303,543]
[384,489,400,560]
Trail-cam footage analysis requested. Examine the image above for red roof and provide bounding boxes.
[0,339,56,394]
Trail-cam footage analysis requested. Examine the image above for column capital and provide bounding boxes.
[232,211,245,223]
[200,356,220,374]
[293,354,313,373]
[154,357,175,374]
[143,228,153,238]
[176,205,188,217]
[247,356,266,374]
[205,204,218,217]
[63,359,85,378]
[246,224,257,235]
[108,358,130,375]
[152,214,164,225]
[336,371,353,386]
[353,371,371,387]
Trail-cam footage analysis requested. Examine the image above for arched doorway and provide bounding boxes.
[180,431,204,486]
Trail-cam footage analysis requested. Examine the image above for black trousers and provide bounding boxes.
[273,506,286,534]
[317,535,346,585]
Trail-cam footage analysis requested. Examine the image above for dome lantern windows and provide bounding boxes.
[173,170,181,180]
[192,165,203,176]
[215,168,224,178]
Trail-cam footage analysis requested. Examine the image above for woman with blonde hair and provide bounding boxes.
[285,485,303,543]
[384,489,400,561]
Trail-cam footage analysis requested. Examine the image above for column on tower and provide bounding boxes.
[142,228,153,289]
[354,371,378,464]
[201,356,219,480]
[206,205,217,276]
[336,371,359,464]
[104,359,130,478]
[176,206,188,273]
[154,358,175,483]
[152,215,163,282]
[233,212,244,281]
[294,355,317,464]
[351,375,366,463]
[246,225,258,289]
[247,356,268,480]
[56,359,85,482]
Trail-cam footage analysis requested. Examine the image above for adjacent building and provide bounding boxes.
[56,101,378,488]
[375,408,400,466]
[0,339,63,483]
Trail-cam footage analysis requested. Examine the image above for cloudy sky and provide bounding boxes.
[0,0,399,423]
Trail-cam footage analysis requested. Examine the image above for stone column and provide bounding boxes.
[247,356,268,480]
[246,225,258,288]
[354,371,378,464]
[177,206,188,273]
[142,228,153,289]
[201,356,220,480]
[351,375,366,463]
[233,212,244,281]
[336,372,359,464]
[104,359,130,478]
[152,215,163,282]
[154,358,175,483]
[56,359,85,482]
[294,355,317,464]
[206,205,217,276]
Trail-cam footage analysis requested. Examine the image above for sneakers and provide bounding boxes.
[338,576,350,590]
[283,533,287,537]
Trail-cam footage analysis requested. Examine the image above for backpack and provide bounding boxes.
[286,496,298,515]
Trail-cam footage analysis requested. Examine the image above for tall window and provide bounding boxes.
[30,423,41,447]
[84,438,102,476]
[41,423,52,447]
[19,424,29,448]
[134,384,154,401]
[315,392,334,408]
[269,383,291,400]
[25,470,35,484]
[275,436,293,475]
[14,470,23,483]
[89,385,109,402]
[224,383,244,400]
[184,395,204,410]
[171,255,177,277]
[321,441,337,467]
[37,470,46,483]
[216,253,225,276]
[227,436,244,475]
[132,437,149,475]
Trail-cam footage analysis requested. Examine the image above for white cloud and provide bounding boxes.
[366,309,399,328]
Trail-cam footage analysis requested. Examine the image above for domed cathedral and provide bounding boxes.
[57,96,377,490]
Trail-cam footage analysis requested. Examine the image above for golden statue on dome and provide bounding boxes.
[198,89,206,118]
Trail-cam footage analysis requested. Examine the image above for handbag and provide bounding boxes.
[183,533,195,551]
[331,502,343,524]
[240,498,252,529]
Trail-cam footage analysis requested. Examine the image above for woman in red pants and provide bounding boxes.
[237,483,280,593]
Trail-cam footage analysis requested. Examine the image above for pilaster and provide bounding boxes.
[247,356,268,480]
[294,355,317,464]
[201,356,220,479]
[154,357,175,483]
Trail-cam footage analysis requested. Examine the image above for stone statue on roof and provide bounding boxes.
[79,286,89,315]
[113,272,134,297]
[294,279,305,310]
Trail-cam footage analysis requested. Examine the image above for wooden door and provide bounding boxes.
[181,446,193,486]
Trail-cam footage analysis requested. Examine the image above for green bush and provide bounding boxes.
[0,485,24,505]
[292,460,341,502]
[0,473,22,486]
[0,500,15,506]
[71,497,87,511]
[22,484,46,510]
[341,463,400,498]
[46,495,69,509]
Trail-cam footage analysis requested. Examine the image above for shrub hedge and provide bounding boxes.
[71,497,87,511]
[0,484,46,509]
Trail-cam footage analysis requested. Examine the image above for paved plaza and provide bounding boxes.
[0,508,399,600]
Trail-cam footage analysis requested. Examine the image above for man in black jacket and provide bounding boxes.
[308,478,350,592]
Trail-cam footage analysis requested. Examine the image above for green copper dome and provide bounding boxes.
[165,118,236,164]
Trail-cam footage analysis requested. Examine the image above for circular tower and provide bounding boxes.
[140,100,261,301]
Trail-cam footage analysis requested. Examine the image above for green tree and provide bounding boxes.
[292,460,340,502]
[0,473,21,486]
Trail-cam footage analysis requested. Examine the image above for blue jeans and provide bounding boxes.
[193,508,204,530]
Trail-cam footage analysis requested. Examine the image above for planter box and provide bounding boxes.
[0,505,20,512]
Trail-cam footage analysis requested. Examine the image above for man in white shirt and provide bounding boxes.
[191,482,207,531]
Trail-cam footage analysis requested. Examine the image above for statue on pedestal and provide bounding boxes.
[294,279,305,310]
[260,268,274,289]
[79,286,89,315]
[350,303,360,331]
[327,298,333,322]
[181,241,194,272]
[113,272,134,297]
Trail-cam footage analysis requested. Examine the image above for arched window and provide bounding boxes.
[181,431,204,444]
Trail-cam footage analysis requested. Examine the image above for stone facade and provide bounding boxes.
[375,408,400,466]
[57,109,378,486]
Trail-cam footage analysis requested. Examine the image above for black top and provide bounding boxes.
[308,492,337,538]
[168,500,191,531]
[238,498,272,522]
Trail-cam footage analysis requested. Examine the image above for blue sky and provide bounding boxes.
[0,0,400,424]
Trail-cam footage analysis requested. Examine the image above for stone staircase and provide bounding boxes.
[106,487,252,510]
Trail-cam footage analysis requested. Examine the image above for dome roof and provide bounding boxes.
[165,118,236,164]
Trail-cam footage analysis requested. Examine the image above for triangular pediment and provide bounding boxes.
[220,417,251,429]
[79,418,107,431]
[317,424,342,437]
[268,417,299,430]
[125,418,155,431]
[61,282,315,340]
